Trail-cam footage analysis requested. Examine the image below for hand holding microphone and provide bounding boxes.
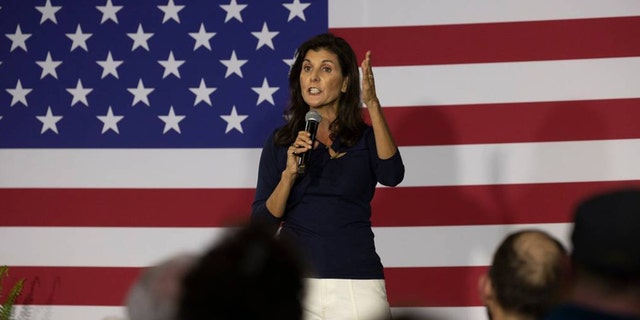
[295,110,321,174]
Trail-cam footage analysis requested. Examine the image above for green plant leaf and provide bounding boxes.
[0,266,25,320]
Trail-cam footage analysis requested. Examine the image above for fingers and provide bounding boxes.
[289,145,305,155]
[289,131,312,156]
[288,145,299,156]
[360,51,378,107]
[361,50,374,81]
[295,131,313,149]
[286,145,299,174]
[364,51,372,68]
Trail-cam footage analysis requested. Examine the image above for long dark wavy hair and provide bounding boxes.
[273,33,367,147]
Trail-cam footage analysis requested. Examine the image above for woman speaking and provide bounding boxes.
[252,33,405,320]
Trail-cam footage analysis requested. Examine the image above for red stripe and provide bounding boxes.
[3,181,640,228]
[331,16,640,66]
[6,266,486,307]
[369,98,640,146]
[371,180,640,227]
[0,188,255,227]
[385,267,487,307]
[6,267,140,306]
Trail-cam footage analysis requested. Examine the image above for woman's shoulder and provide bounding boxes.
[264,126,293,148]
[259,128,278,148]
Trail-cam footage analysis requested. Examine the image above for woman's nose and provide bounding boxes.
[310,70,319,82]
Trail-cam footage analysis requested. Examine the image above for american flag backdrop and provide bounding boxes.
[2,1,640,319]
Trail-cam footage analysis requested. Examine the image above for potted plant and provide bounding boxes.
[0,266,24,320]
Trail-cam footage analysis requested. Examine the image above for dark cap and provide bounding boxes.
[571,188,640,278]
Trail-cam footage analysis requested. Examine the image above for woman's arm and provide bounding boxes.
[361,50,398,160]
[264,167,297,218]
[253,132,308,219]
[252,135,286,223]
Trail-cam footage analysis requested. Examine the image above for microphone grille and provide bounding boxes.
[305,110,322,123]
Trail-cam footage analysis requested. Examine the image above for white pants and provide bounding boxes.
[302,278,391,320]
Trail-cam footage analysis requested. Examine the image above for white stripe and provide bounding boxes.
[400,138,640,187]
[375,223,571,268]
[0,148,260,188]
[329,0,640,28]
[12,305,126,320]
[0,224,569,268]
[3,139,640,188]
[375,57,640,107]
[0,227,228,267]
[392,307,487,320]
[10,305,487,320]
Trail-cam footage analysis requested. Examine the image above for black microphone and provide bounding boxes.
[297,110,322,174]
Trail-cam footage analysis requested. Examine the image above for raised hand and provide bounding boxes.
[360,50,379,108]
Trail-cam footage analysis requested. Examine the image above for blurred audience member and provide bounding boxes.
[178,223,307,320]
[544,189,640,320]
[479,230,568,320]
[125,252,196,320]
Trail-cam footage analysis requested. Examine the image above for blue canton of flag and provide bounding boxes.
[0,0,328,148]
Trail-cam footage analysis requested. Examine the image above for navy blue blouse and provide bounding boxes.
[251,126,405,279]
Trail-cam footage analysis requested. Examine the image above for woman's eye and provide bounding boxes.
[303,65,311,72]
[322,67,331,72]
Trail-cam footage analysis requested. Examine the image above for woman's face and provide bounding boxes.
[299,48,348,110]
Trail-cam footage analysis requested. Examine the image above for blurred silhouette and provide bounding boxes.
[177,222,307,320]
[544,188,640,320]
[125,252,196,320]
[479,230,568,320]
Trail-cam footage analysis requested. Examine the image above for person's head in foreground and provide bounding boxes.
[544,188,640,319]
[480,229,568,320]
[177,222,307,320]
